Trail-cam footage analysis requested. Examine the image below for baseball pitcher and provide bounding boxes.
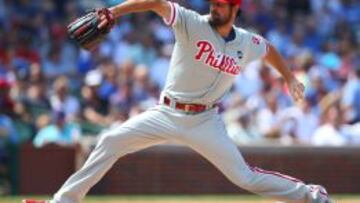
[24,0,332,202]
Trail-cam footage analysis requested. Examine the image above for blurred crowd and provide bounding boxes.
[223,0,360,146]
[0,0,360,184]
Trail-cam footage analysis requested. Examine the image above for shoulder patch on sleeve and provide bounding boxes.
[251,35,261,45]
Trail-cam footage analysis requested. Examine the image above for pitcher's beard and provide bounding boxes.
[209,13,232,28]
[209,18,223,27]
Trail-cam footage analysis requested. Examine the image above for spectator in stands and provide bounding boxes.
[110,80,134,119]
[298,99,320,144]
[226,107,261,145]
[33,111,81,148]
[28,62,46,84]
[255,92,283,140]
[42,46,69,79]
[118,59,135,84]
[0,79,18,195]
[0,112,17,195]
[80,69,110,134]
[305,72,329,113]
[132,64,154,102]
[23,82,51,119]
[97,60,118,101]
[50,76,80,122]
[312,96,347,146]
[0,110,19,147]
[341,67,360,124]
[0,79,14,116]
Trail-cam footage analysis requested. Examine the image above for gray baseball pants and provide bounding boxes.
[51,105,329,203]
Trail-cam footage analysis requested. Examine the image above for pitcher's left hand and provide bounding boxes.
[287,77,305,103]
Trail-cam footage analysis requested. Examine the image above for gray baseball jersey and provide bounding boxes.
[50,2,331,203]
[163,2,267,105]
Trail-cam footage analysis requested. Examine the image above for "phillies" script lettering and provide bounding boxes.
[194,40,241,75]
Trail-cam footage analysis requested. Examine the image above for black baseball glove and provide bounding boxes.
[67,8,115,50]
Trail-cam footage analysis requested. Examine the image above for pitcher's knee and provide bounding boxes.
[228,167,258,190]
[239,172,258,189]
[96,129,132,152]
[97,133,116,148]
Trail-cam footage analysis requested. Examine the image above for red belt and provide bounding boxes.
[162,96,214,113]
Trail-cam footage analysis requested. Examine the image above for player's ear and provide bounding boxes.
[232,6,242,19]
[231,5,241,18]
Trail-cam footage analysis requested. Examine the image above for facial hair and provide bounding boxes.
[209,9,233,27]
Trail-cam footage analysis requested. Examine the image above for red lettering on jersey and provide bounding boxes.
[195,41,212,60]
[195,40,242,76]
[205,50,215,65]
